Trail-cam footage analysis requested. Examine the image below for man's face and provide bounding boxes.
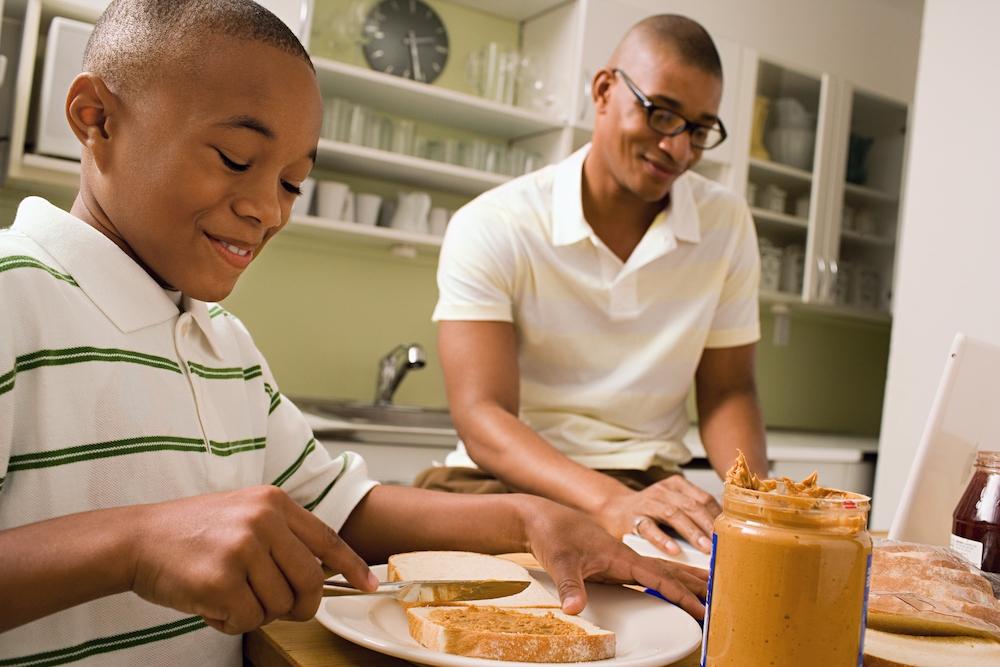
[98,35,322,302]
[596,47,722,202]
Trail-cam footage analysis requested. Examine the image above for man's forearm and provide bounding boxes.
[0,506,137,632]
[698,387,768,479]
[455,403,630,520]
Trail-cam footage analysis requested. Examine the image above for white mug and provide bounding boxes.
[428,207,449,236]
[391,191,432,233]
[316,181,352,221]
[354,193,383,226]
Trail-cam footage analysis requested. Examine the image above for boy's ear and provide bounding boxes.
[65,73,120,169]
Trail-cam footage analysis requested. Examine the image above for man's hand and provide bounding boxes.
[520,498,708,620]
[129,485,378,634]
[598,476,722,555]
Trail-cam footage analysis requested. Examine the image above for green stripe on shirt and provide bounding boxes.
[188,361,262,381]
[9,436,207,471]
[0,615,207,667]
[17,347,183,374]
[0,255,78,287]
[207,437,266,457]
[304,452,350,511]
[271,438,316,487]
[207,305,227,318]
[9,435,265,471]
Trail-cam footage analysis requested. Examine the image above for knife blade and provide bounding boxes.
[322,579,531,603]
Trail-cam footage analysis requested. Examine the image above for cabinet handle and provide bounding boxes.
[816,257,827,301]
[828,260,839,303]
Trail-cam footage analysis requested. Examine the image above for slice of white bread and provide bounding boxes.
[863,628,1000,666]
[389,552,616,662]
[407,605,615,663]
[387,551,559,608]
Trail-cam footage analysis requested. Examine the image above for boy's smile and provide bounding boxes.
[70,34,322,302]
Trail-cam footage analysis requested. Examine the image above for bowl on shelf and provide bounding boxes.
[765,126,816,171]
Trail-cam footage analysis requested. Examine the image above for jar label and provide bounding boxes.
[699,532,718,667]
[950,533,984,568]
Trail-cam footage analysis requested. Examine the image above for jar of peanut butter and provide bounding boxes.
[701,455,872,666]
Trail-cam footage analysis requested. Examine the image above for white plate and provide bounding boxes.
[315,564,701,666]
[622,534,711,571]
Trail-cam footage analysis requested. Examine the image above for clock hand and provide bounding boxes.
[405,29,424,82]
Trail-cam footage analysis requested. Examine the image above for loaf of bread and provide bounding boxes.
[867,542,1000,641]
[863,628,1000,666]
[388,551,616,662]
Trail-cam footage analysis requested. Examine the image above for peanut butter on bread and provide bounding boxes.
[427,607,586,635]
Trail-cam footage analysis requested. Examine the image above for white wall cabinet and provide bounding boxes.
[739,53,908,323]
[3,0,906,326]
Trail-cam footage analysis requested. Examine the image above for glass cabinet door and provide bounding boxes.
[744,58,827,304]
[826,87,907,315]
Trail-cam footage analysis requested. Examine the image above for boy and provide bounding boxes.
[0,1,706,665]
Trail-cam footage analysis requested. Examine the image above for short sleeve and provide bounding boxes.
[432,200,517,323]
[705,202,761,348]
[256,354,377,531]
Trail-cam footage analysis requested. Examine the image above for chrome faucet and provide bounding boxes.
[374,343,426,405]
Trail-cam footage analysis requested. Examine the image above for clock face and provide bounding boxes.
[362,0,449,84]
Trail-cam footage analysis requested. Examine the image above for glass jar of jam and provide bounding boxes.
[702,466,872,667]
[951,450,1000,573]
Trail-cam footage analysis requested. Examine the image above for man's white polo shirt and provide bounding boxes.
[0,198,377,666]
[433,145,760,471]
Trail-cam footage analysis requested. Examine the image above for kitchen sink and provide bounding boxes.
[294,397,455,433]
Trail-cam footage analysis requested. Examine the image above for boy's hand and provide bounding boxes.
[520,498,708,620]
[129,485,377,634]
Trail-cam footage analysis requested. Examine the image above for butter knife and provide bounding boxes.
[322,579,530,603]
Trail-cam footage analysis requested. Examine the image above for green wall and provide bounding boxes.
[0,188,889,435]
[224,226,890,435]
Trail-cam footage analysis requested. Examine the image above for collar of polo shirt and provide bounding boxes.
[551,144,702,248]
[12,197,226,359]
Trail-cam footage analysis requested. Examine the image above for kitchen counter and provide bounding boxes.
[244,617,700,667]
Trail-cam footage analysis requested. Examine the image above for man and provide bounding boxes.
[417,14,768,556]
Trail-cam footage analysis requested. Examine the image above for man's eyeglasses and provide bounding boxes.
[614,69,727,150]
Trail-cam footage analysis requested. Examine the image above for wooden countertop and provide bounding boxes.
[245,618,701,667]
[244,552,700,667]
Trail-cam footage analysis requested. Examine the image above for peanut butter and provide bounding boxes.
[427,607,585,635]
[702,452,872,666]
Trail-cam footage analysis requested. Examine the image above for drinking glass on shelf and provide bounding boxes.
[391,119,416,155]
[467,42,520,105]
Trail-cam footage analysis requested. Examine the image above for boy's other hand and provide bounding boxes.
[520,498,707,620]
[129,485,377,634]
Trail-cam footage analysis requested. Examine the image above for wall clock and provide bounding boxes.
[362,0,449,84]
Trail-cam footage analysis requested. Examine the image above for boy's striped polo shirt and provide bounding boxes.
[0,197,377,666]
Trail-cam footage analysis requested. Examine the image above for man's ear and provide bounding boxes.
[591,68,615,116]
[65,73,119,170]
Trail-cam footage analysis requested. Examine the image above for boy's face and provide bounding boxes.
[95,35,321,302]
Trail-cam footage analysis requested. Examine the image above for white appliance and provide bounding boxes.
[35,16,92,160]
[889,334,1000,546]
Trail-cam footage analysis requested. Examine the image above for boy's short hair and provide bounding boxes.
[83,0,314,96]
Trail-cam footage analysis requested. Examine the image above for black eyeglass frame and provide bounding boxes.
[613,68,728,150]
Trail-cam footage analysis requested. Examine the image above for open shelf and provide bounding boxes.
[283,215,442,258]
[316,139,508,196]
[313,58,563,140]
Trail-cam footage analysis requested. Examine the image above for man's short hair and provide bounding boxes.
[83,0,313,95]
[618,14,723,80]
